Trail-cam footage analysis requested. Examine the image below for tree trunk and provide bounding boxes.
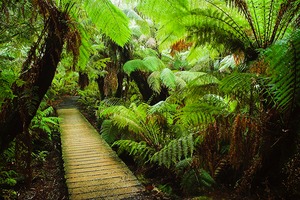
[97,76,106,100]
[130,71,168,105]
[79,72,89,90]
[115,72,124,98]
[0,2,69,153]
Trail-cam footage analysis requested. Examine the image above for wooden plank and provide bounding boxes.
[57,107,143,200]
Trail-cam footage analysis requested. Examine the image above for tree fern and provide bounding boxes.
[147,68,177,93]
[175,71,219,86]
[186,5,250,48]
[124,56,177,94]
[148,101,177,115]
[179,168,215,194]
[138,0,197,51]
[135,0,299,61]
[77,23,92,70]
[169,71,220,105]
[220,72,260,114]
[101,102,168,148]
[176,100,225,127]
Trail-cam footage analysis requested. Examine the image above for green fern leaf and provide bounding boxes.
[160,68,176,90]
[265,29,300,112]
[148,101,177,115]
[112,140,155,162]
[123,59,146,74]
[143,56,165,71]
[175,157,193,173]
[100,119,119,145]
[123,56,165,75]
[84,0,131,46]
[199,168,215,187]
[148,71,162,93]
[150,134,195,168]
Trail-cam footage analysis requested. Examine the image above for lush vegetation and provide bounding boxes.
[1,0,299,199]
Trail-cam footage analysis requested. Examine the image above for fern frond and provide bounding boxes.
[175,157,193,172]
[148,101,177,115]
[84,0,131,46]
[143,56,165,71]
[123,56,165,75]
[123,59,146,74]
[160,68,176,90]
[100,119,120,144]
[186,5,249,46]
[112,140,155,162]
[77,23,92,70]
[150,134,195,168]
[124,8,151,36]
[176,96,226,127]
[175,71,213,84]
[220,72,255,94]
[137,0,190,50]
[265,29,300,112]
[98,105,124,118]
[148,71,161,93]
[199,168,216,187]
[30,105,60,139]
[137,0,189,22]
[173,72,220,103]
[112,112,144,134]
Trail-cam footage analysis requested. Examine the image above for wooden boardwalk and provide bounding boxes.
[57,99,143,199]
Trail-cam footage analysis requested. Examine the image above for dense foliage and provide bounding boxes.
[0,0,299,199]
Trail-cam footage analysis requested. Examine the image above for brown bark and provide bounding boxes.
[97,76,106,100]
[79,72,89,90]
[115,72,124,98]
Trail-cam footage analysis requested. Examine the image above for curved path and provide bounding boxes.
[57,97,143,200]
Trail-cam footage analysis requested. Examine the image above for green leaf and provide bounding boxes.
[84,0,131,46]
[160,68,176,90]
[123,59,145,74]
[148,71,162,93]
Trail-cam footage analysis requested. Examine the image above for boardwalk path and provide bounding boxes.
[57,97,143,200]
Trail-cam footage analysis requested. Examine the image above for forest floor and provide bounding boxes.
[16,131,68,199]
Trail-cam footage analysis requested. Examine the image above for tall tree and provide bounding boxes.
[0,0,75,152]
[0,0,132,152]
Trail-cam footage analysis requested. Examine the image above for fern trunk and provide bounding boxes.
[79,72,89,90]
[97,76,106,100]
[131,71,169,105]
[0,2,69,152]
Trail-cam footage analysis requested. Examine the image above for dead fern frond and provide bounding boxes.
[229,114,262,170]
[170,39,194,57]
